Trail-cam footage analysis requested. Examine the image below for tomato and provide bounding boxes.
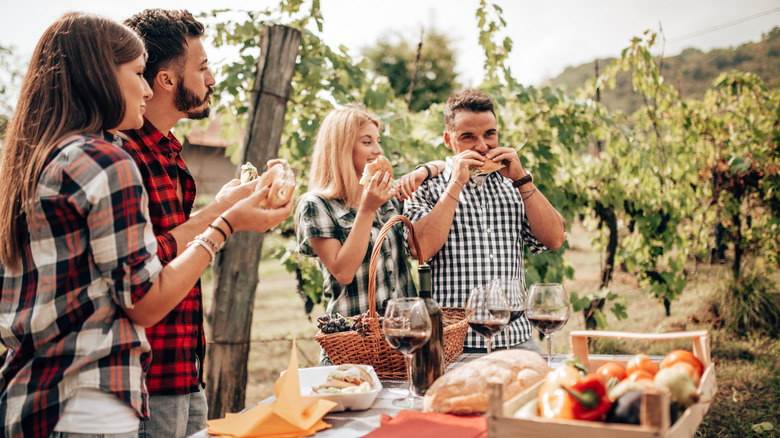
[626,354,659,377]
[627,369,654,383]
[668,361,701,387]
[660,349,703,379]
[595,362,627,383]
[626,370,656,390]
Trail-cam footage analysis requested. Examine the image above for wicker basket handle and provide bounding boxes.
[367,215,425,318]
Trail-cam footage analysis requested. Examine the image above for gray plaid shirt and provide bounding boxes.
[297,193,416,318]
[405,158,548,349]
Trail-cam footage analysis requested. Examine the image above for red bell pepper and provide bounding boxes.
[561,374,612,421]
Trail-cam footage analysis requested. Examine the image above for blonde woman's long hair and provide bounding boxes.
[307,104,380,209]
[0,13,145,270]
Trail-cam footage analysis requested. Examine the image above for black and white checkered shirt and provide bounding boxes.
[405,158,548,349]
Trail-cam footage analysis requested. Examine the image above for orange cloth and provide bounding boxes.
[207,340,337,437]
[361,410,487,438]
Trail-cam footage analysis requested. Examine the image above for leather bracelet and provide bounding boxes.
[209,224,228,241]
[512,173,533,188]
[218,215,234,234]
[450,179,464,190]
[414,163,432,179]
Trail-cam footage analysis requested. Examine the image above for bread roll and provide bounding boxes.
[358,156,392,186]
[469,158,504,176]
[423,349,549,414]
[256,158,296,208]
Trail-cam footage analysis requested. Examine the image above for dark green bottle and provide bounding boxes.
[412,264,444,396]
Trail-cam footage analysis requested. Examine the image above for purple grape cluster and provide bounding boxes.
[317,312,372,337]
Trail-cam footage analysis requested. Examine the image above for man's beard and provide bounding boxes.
[174,78,213,120]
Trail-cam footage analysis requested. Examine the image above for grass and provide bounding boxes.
[202,221,780,436]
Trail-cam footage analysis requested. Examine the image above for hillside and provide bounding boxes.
[544,26,780,114]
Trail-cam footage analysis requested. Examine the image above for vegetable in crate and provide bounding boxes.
[538,363,612,421]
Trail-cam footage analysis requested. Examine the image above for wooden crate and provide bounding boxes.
[487,330,717,438]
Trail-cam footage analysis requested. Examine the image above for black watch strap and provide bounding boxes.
[512,173,533,187]
[415,163,432,179]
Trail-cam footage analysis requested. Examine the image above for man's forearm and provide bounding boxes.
[522,183,565,250]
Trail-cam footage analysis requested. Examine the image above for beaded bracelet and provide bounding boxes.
[188,239,215,263]
[195,233,221,253]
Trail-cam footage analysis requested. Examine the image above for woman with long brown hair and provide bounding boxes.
[0,13,291,438]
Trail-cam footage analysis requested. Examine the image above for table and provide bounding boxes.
[190,353,643,438]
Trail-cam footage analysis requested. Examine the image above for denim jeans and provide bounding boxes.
[138,388,207,438]
[462,336,543,355]
[50,432,137,438]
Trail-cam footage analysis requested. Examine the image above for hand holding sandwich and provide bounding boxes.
[359,168,397,214]
[484,146,528,182]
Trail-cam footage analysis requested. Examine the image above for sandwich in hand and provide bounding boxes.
[469,157,505,177]
[358,156,393,186]
[240,162,259,183]
[256,158,296,208]
[312,365,374,394]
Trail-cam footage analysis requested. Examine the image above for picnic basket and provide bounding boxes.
[315,215,470,379]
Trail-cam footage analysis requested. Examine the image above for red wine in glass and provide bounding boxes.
[527,315,567,335]
[468,320,506,338]
[526,283,570,366]
[466,285,509,354]
[508,309,525,325]
[491,278,526,350]
[383,298,431,408]
[384,329,430,354]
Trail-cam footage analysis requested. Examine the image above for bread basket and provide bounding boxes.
[315,215,470,379]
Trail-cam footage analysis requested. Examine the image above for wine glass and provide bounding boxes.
[466,285,510,354]
[526,283,571,366]
[383,297,432,407]
[491,277,526,350]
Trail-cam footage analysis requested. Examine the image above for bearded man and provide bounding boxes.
[121,9,257,437]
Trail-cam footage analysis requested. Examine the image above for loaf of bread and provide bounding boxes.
[423,349,550,414]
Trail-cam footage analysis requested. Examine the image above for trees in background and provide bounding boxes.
[361,28,459,112]
[200,1,778,336]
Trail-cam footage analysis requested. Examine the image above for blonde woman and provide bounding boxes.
[296,105,442,350]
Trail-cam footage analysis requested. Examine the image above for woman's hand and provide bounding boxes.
[397,167,427,201]
[360,170,397,213]
[221,185,293,233]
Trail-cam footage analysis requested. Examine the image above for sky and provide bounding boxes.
[1,0,780,88]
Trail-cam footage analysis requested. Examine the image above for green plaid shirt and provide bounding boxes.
[297,193,416,317]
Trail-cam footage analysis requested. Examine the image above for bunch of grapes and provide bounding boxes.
[316,312,372,337]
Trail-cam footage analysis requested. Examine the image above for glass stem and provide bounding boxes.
[404,354,413,403]
[487,338,492,355]
[547,334,553,365]
[505,327,510,350]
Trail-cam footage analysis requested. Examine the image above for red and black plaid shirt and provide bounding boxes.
[121,118,204,395]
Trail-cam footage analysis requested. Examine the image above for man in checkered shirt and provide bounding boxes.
[405,89,566,353]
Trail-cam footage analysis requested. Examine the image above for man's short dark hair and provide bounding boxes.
[124,9,204,86]
[444,89,496,131]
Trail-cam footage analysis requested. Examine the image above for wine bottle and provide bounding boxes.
[412,264,444,396]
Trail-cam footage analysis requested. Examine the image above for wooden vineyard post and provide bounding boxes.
[205,24,301,419]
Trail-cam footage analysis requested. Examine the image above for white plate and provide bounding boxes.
[281,364,383,412]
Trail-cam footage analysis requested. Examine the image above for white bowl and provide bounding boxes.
[281,364,382,412]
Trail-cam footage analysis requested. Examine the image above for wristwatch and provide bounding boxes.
[512,172,533,188]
